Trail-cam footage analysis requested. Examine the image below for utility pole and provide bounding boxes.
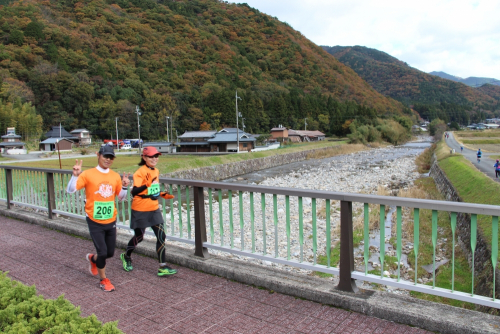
[56,139,62,169]
[115,117,119,151]
[242,118,246,131]
[235,90,242,153]
[135,105,141,150]
[166,116,170,142]
[304,118,308,131]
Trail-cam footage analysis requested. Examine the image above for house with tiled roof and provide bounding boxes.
[288,129,325,142]
[0,127,26,154]
[177,128,256,153]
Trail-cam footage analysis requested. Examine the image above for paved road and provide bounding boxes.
[0,150,139,164]
[0,216,429,334]
[445,132,499,181]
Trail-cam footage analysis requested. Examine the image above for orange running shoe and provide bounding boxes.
[86,253,98,276]
[100,278,115,292]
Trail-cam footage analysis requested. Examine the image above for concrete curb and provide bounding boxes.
[2,207,500,334]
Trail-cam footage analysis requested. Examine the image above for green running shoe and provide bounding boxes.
[120,253,133,272]
[158,264,177,276]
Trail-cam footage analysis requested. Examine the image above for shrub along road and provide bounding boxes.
[445,133,499,181]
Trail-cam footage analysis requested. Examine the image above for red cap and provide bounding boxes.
[142,146,161,156]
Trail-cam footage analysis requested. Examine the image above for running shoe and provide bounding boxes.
[158,264,177,276]
[120,253,133,272]
[100,278,115,292]
[86,253,98,276]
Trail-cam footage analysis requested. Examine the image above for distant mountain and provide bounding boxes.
[322,45,497,107]
[477,84,500,101]
[429,72,500,87]
[428,71,462,82]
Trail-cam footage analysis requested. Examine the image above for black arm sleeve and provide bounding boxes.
[131,185,147,197]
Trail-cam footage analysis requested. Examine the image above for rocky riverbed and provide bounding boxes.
[130,138,432,292]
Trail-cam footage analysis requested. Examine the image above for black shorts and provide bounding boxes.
[86,217,117,268]
[130,209,164,229]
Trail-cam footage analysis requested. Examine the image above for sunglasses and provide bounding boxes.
[102,154,115,160]
[146,155,160,159]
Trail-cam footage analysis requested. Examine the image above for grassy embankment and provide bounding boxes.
[6,140,368,174]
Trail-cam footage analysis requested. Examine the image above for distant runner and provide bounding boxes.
[460,146,463,153]
[120,146,177,277]
[477,149,482,163]
[66,146,130,292]
[494,159,500,179]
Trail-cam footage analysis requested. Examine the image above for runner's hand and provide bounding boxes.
[72,160,83,177]
[160,192,175,200]
[122,172,131,187]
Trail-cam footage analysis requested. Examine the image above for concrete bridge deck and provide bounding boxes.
[0,215,429,334]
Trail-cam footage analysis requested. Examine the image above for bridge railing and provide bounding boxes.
[1,165,499,308]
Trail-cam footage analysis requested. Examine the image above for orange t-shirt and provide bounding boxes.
[131,165,161,212]
[76,168,122,224]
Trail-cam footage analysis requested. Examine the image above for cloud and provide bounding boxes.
[230,0,500,78]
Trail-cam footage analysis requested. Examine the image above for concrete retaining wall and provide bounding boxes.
[163,146,334,181]
[429,155,500,308]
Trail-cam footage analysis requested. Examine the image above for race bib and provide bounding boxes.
[148,183,160,195]
[93,201,114,220]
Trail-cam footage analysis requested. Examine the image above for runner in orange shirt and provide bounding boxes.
[66,145,130,292]
[120,146,177,277]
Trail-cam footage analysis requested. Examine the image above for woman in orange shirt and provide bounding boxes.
[120,146,177,276]
[67,145,130,292]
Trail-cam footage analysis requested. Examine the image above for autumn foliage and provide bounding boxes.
[0,0,408,139]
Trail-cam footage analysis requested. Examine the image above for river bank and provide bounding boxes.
[152,137,432,289]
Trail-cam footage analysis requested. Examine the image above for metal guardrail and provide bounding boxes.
[1,165,500,308]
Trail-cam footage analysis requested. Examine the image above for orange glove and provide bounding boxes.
[160,192,175,200]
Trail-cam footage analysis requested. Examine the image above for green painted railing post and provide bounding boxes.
[492,216,498,301]
[239,191,244,251]
[178,186,183,238]
[123,184,128,225]
[250,192,255,253]
[337,200,358,293]
[432,210,438,288]
[379,204,385,278]
[219,189,224,246]
[286,195,290,260]
[326,199,331,267]
[273,194,278,258]
[414,208,420,285]
[397,206,402,281]
[209,188,214,244]
[451,212,457,292]
[299,196,303,262]
[261,193,266,255]
[229,190,233,248]
[186,187,191,239]
[364,203,369,275]
[312,198,317,265]
[161,184,167,235]
[169,184,174,233]
[471,214,477,296]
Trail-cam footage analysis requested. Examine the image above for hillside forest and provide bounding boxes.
[0,0,415,146]
[322,45,500,126]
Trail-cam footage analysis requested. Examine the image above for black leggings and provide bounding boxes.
[126,224,166,263]
[496,170,500,178]
[86,218,116,269]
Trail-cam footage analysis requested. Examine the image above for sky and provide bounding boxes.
[229,0,500,79]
